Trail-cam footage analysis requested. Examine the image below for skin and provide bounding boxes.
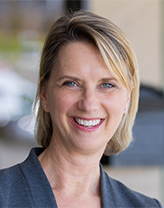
[39,41,131,208]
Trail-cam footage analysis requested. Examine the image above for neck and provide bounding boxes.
[38,139,104,196]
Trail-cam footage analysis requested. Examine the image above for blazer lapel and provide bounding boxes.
[100,164,118,208]
[20,148,58,208]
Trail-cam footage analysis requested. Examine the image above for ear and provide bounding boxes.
[40,85,49,113]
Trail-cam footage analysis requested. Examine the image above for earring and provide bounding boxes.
[124,108,127,112]
[44,105,47,108]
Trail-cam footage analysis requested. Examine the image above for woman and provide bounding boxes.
[0,10,162,208]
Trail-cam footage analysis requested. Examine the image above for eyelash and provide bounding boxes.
[62,81,115,89]
[101,83,115,89]
[62,81,78,87]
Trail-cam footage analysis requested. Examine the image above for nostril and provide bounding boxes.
[77,89,100,112]
[77,99,99,112]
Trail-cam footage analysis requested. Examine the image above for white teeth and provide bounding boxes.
[88,120,92,126]
[84,120,88,126]
[75,118,101,127]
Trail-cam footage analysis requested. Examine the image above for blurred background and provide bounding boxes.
[0,0,164,205]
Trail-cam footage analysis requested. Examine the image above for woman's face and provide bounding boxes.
[41,41,131,155]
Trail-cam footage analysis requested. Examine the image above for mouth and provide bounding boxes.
[74,118,103,128]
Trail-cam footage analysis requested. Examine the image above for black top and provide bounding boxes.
[0,148,162,208]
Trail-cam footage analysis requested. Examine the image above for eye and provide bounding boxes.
[101,83,114,89]
[62,81,77,87]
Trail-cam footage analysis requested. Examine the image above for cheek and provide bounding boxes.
[48,90,76,116]
[104,95,126,134]
[105,94,126,114]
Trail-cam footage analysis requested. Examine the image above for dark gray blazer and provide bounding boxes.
[0,148,162,208]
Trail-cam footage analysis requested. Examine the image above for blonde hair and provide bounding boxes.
[34,10,139,155]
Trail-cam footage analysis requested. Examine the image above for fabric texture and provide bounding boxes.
[0,148,162,208]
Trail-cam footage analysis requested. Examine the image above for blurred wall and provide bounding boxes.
[89,0,162,90]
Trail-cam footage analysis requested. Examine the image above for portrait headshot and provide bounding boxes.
[0,1,163,207]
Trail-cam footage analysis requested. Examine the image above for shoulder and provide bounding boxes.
[0,163,34,207]
[0,164,22,194]
[0,148,44,207]
[0,164,22,185]
[0,147,43,188]
[100,165,163,208]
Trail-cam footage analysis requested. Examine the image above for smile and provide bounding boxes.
[74,118,101,127]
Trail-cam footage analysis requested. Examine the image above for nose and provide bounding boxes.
[77,88,100,112]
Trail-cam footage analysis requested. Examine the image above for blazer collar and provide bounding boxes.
[21,148,117,208]
[100,164,118,207]
[20,148,58,208]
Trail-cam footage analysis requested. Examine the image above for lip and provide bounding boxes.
[70,117,104,132]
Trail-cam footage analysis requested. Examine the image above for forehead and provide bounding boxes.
[52,41,121,81]
[57,42,103,66]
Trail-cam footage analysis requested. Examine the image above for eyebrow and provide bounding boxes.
[57,76,82,82]
[100,77,119,82]
[56,75,119,83]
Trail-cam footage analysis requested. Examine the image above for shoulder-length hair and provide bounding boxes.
[34,10,139,155]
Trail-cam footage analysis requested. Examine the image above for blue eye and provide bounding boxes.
[63,81,77,87]
[102,83,114,88]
